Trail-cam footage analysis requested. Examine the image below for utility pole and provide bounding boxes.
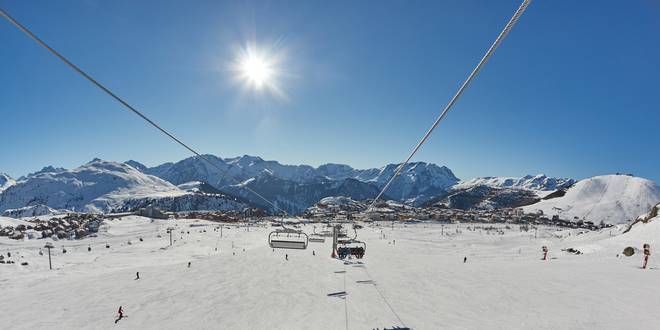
[331,225,339,258]
[44,242,54,270]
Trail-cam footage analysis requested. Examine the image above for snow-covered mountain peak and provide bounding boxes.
[0,173,16,193]
[0,159,185,213]
[124,160,148,172]
[523,174,660,224]
[23,165,67,179]
[454,174,575,191]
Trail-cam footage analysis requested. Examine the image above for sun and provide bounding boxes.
[240,54,272,88]
[230,43,287,98]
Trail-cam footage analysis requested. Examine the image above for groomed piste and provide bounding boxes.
[1,216,659,329]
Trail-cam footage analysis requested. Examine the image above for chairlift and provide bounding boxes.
[336,226,366,259]
[268,228,309,250]
[337,239,366,259]
[309,226,327,243]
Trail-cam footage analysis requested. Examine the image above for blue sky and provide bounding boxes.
[1,0,659,182]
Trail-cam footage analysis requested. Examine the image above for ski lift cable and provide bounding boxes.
[366,0,532,213]
[0,8,288,216]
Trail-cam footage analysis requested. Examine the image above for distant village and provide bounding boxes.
[0,198,611,242]
[301,199,611,231]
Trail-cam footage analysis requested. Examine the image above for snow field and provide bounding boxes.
[1,217,659,329]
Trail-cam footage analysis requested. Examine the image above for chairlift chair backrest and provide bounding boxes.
[268,229,308,250]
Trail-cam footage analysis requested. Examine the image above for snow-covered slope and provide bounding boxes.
[0,159,186,213]
[619,202,660,242]
[4,218,659,329]
[176,181,225,194]
[430,186,540,210]
[0,173,16,193]
[523,174,660,224]
[1,204,62,218]
[454,174,575,192]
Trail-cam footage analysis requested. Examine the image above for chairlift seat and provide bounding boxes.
[268,230,309,250]
[309,236,325,243]
[269,239,307,249]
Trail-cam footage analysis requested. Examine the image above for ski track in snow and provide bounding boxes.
[1,216,659,329]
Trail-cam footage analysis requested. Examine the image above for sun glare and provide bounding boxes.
[240,54,272,88]
[230,43,287,99]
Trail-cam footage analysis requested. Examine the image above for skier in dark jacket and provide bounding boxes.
[115,306,125,324]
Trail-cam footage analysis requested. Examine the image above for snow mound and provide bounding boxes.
[523,174,660,224]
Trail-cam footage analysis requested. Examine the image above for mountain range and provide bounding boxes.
[2,155,659,224]
[0,159,247,214]
[127,155,460,214]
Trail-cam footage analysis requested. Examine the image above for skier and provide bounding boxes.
[87,246,91,252]
[313,250,316,256]
[187,261,191,268]
[285,254,288,261]
[135,272,140,280]
[542,246,549,261]
[114,306,124,323]
[642,243,651,269]
[463,256,467,263]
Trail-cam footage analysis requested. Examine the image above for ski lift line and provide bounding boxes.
[366,0,532,213]
[360,265,407,328]
[0,8,288,216]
